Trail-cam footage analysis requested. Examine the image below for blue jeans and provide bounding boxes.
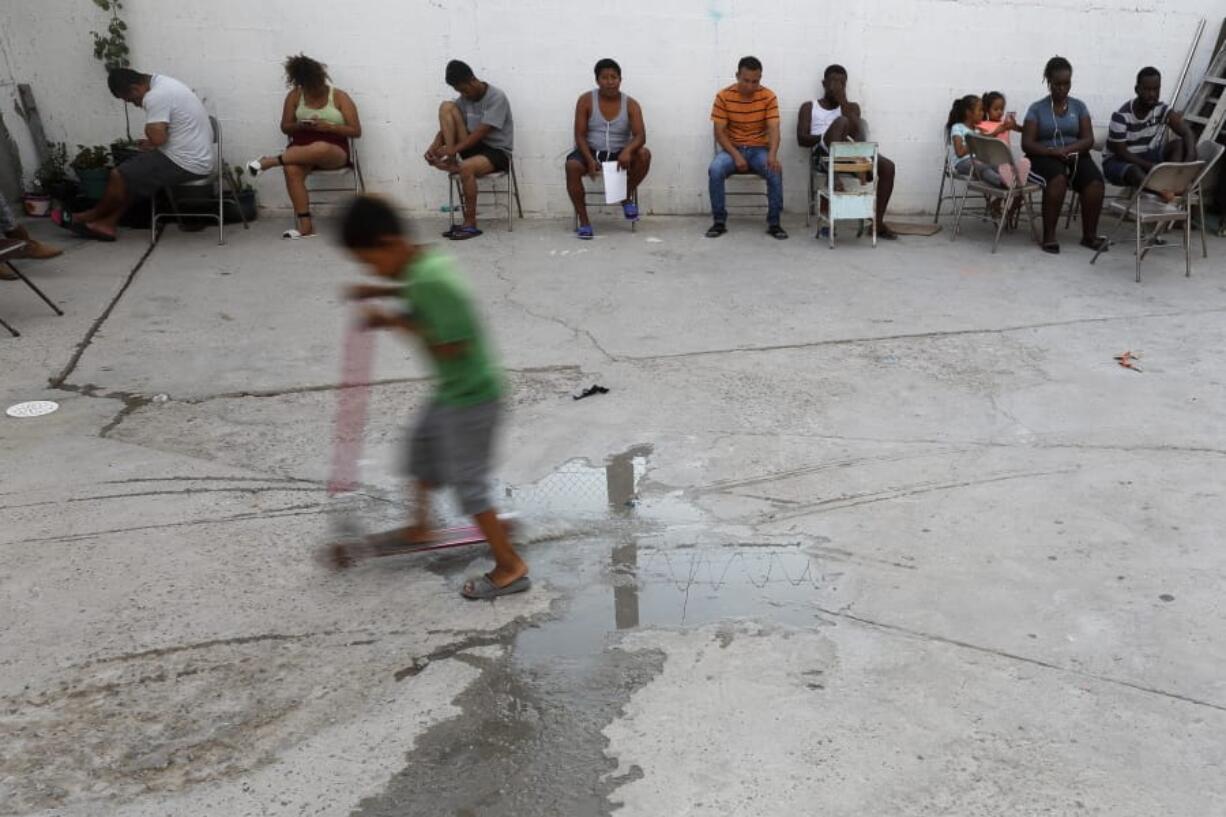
[708,146,783,225]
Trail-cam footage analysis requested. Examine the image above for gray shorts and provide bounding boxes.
[404,400,501,516]
[117,150,206,199]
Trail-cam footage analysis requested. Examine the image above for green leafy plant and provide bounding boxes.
[71,144,112,171]
[33,142,70,190]
[89,0,129,69]
[230,166,254,193]
[89,0,133,139]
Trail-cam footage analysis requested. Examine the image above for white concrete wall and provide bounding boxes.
[1,0,1220,216]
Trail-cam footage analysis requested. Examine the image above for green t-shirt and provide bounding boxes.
[401,252,502,406]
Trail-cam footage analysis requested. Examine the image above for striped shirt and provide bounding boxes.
[711,85,779,147]
[1107,100,1169,155]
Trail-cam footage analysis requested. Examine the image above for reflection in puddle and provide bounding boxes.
[503,446,648,518]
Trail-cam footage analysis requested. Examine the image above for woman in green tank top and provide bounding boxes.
[247,54,362,238]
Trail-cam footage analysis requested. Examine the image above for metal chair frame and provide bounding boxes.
[952,135,1043,253]
[814,141,879,249]
[306,138,366,199]
[1090,160,1205,282]
[0,239,63,337]
[150,115,249,246]
[448,155,524,232]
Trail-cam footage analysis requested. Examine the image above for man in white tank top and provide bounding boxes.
[796,64,898,240]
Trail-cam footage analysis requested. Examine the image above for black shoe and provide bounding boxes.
[767,224,788,240]
[705,222,727,238]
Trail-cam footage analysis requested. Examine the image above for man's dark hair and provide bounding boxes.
[1136,66,1161,85]
[284,54,329,89]
[737,56,763,74]
[107,67,148,98]
[445,60,476,87]
[1043,56,1073,82]
[824,64,847,80]
[339,195,406,249]
[594,58,621,79]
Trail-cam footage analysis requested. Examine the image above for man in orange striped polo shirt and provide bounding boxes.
[707,56,786,239]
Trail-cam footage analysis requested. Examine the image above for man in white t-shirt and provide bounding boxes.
[59,68,213,241]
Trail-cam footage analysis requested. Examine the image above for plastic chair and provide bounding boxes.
[0,238,63,337]
[953,135,1042,253]
[1090,160,1205,282]
[306,137,366,199]
[150,115,249,246]
[448,155,523,232]
[815,141,878,248]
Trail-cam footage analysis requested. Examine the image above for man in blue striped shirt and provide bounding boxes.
[1103,67,1197,190]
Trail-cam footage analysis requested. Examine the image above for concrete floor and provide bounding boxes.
[2,209,1226,816]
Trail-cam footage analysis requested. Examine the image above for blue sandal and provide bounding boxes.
[577,224,594,240]
[622,201,640,222]
[448,225,483,241]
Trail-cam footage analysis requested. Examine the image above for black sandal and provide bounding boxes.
[1080,236,1109,252]
[1041,241,1061,254]
[766,224,789,240]
[705,222,727,238]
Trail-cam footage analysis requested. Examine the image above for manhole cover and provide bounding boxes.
[6,400,59,418]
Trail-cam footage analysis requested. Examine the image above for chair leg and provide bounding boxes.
[990,192,1010,254]
[1024,191,1041,245]
[510,161,524,218]
[1135,211,1142,283]
[1184,210,1192,278]
[1199,197,1208,258]
[5,261,63,315]
[217,174,225,246]
[933,171,947,224]
[0,314,18,337]
[449,176,457,229]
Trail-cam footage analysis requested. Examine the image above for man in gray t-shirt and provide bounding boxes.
[425,59,515,240]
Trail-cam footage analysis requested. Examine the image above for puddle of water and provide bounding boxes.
[358,446,842,816]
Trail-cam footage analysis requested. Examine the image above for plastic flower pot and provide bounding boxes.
[22,193,52,217]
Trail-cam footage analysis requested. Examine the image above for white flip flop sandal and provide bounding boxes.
[247,159,262,177]
[282,229,316,240]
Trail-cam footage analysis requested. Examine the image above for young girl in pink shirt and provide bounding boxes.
[976,91,1031,188]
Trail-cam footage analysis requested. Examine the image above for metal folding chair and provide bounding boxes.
[306,137,366,200]
[150,115,249,246]
[712,140,770,218]
[448,155,523,232]
[815,141,878,248]
[573,175,638,233]
[1090,160,1205,282]
[952,135,1042,253]
[0,238,63,337]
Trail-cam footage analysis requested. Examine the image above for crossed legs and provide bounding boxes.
[255,142,348,236]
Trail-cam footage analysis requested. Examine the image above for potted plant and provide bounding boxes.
[225,166,259,223]
[26,143,71,215]
[71,144,112,200]
[110,136,139,166]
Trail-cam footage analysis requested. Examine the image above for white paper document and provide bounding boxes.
[602,161,627,204]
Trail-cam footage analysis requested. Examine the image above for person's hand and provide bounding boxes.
[423,148,438,164]
[359,305,394,330]
[587,158,600,178]
[312,120,332,133]
[733,153,749,173]
[1004,113,1018,129]
[767,155,782,174]
[617,149,634,170]
[136,139,154,151]
[439,144,457,159]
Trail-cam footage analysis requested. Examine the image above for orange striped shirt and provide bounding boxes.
[711,85,779,147]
